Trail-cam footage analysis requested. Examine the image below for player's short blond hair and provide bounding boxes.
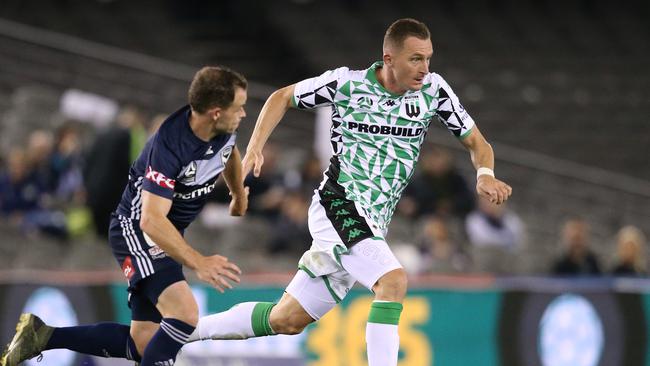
[383,18,431,51]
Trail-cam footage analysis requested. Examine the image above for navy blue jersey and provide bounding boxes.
[115,105,236,230]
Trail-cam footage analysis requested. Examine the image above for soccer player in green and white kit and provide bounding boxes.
[187,18,512,365]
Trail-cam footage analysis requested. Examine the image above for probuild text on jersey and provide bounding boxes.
[347,121,424,137]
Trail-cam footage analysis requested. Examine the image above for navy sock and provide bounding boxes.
[45,323,141,361]
[140,318,195,366]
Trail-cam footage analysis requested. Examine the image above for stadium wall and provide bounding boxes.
[1,276,648,366]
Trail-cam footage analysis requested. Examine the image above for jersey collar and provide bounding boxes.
[365,61,405,98]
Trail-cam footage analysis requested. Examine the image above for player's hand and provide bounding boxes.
[229,186,249,216]
[195,255,242,293]
[242,148,264,178]
[476,175,512,205]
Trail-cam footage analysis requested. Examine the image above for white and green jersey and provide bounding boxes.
[293,61,475,231]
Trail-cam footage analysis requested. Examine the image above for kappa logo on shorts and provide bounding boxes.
[329,199,347,209]
[122,256,135,280]
[342,218,360,229]
[320,184,372,246]
[347,228,367,241]
[334,208,351,220]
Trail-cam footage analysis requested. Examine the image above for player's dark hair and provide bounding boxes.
[188,66,247,113]
[383,18,431,50]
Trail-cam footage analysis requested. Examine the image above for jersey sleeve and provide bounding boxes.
[432,73,476,139]
[141,133,182,200]
[292,67,349,109]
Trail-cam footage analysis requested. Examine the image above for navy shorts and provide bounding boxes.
[109,214,186,322]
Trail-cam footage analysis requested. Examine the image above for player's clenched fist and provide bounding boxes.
[476,175,512,205]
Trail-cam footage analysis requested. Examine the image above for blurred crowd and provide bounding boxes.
[0,101,646,277]
[0,102,160,239]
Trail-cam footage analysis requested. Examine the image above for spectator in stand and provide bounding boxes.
[50,124,92,237]
[552,218,602,276]
[0,148,67,238]
[399,145,474,219]
[244,143,285,219]
[148,113,168,135]
[0,148,42,218]
[83,105,147,238]
[25,130,55,193]
[268,190,311,254]
[611,225,646,276]
[299,154,324,195]
[417,215,469,273]
[466,197,524,250]
[282,153,324,198]
[465,197,524,273]
[49,124,85,203]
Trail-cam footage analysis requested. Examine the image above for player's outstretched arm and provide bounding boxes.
[242,84,296,178]
[460,126,513,204]
[140,191,241,292]
[223,146,249,216]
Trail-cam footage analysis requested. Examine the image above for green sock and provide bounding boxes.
[367,301,403,325]
[251,302,276,336]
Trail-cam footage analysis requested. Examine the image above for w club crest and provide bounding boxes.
[405,101,421,118]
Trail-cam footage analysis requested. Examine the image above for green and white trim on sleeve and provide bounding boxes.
[293,61,475,230]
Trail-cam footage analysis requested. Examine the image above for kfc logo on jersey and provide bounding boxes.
[122,256,135,280]
[145,166,175,189]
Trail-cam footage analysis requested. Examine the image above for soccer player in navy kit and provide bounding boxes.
[1,66,249,366]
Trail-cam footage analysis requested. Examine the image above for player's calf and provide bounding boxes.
[188,291,317,342]
[268,298,315,335]
[129,321,159,357]
[140,281,197,366]
[366,268,407,366]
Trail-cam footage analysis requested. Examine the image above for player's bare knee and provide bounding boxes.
[158,296,199,326]
[269,308,313,335]
[161,305,199,326]
[175,308,199,326]
[373,268,408,302]
[271,315,310,335]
